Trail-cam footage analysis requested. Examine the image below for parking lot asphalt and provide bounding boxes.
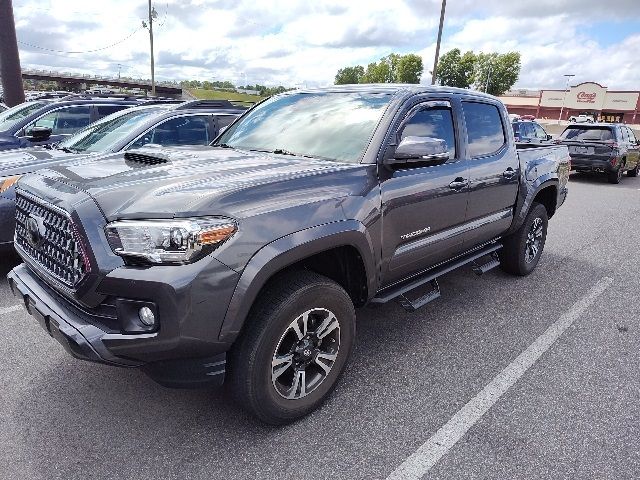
[0,172,638,480]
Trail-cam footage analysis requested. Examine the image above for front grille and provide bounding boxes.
[15,192,89,288]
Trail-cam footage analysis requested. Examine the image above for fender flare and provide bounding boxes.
[217,219,377,342]
[510,177,559,234]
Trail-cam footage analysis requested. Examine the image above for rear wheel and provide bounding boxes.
[608,164,624,184]
[228,271,355,424]
[500,202,548,276]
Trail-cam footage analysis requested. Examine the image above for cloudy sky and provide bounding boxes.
[12,0,640,89]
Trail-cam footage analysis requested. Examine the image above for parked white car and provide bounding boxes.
[569,114,595,123]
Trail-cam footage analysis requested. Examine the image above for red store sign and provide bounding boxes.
[577,91,597,103]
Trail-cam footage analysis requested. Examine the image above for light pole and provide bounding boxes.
[558,74,575,124]
[485,62,492,93]
[431,0,447,85]
[142,1,158,96]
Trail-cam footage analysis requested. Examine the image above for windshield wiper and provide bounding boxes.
[272,148,298,156]
[217,143,233,148]
[56,146,80,154]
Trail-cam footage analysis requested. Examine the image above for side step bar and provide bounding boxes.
[472,252,501,276]
[372,242,502,311]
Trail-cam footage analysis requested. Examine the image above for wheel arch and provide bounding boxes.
[509,178,559,234]
[218,220,377,343]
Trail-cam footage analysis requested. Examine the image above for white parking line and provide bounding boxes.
[386,276,614,480]
[0,305,22,315]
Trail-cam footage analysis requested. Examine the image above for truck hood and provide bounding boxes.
[0,146,82,177]
[34,145,370,220]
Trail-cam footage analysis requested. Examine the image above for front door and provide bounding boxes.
[462,101,520,248]
[379,98,469,287]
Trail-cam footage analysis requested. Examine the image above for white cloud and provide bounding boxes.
[11,0,640,89]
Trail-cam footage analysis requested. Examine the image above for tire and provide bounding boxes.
[499,202,548,276]
[627,163,639,177]
[228,270,356,424]
[607,164,623,184]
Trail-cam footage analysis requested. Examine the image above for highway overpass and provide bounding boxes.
[21,69,184,97]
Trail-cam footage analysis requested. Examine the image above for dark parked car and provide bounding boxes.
[0,100,245,247]
[8,85,569,424]
[0,95,160,151]
[558,123,640,183]
[512,120,553,144]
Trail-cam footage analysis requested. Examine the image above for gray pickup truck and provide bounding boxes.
[8,85,570,424]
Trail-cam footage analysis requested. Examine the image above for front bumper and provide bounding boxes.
[8,260,239,387]
[8,263,137,367]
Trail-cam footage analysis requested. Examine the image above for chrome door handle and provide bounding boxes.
[449,178,469,190]
[503,167,516,179]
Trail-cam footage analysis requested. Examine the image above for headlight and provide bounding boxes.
[0,175,21,194]
[105,217,236,264]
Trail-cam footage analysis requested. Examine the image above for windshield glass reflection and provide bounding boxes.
[216,92,391,163]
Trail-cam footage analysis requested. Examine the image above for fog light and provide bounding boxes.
[138,306,156,326]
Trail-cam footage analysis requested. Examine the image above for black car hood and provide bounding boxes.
[0,146,83,176]
[33,146,370,220]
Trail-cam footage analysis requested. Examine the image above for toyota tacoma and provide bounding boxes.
[8,85,570,424]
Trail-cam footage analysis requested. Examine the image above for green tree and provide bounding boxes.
[334,53,424,85]
[362,59,393,83]
[473,52,521,96]
[396,54,424,84]
[435,48,476,88]
[335,66,365,85]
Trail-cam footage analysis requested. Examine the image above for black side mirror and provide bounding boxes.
[546,134,553,141]
[26,126,53,142]
[385,136,449,167]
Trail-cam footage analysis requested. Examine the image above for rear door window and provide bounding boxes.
[96,105,128,118]
[461,102,506,157]
[532,123,548,140]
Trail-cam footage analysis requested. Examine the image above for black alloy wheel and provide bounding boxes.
[228,271,355,424]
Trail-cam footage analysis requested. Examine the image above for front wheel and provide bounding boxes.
[228,271,355,424]
[500,202,548,276]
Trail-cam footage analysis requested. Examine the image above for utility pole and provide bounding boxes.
[558,74,575,124]
[0,0,25,106]
[431,0,447,85]
[145,0,157,96]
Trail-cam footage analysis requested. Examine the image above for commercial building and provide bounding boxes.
[500,82,640,123]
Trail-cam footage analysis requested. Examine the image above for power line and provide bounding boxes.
[17,26,143,54]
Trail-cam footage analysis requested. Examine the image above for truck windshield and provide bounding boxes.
[215,92,391,163]
[0,101,47,132]
[559,126,614,142]
[57,106,164,153]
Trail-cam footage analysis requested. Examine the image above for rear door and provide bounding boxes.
[462,100,519,248]
[379,97,469,286]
